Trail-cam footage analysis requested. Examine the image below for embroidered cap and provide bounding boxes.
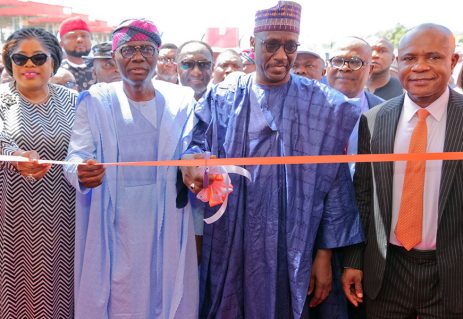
[254,1,302,34]
[112,18,161,51]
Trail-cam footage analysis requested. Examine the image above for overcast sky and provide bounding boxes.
[36,0,463,48]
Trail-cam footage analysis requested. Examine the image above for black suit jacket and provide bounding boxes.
[344,89,463,312]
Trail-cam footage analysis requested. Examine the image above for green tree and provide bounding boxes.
[376,23,408,48]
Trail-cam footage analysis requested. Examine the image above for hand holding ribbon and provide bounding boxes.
[77,159,105,188]
[180,153,216,194]
[195,165,251,224]
[180,153,251,224]
[9,150,51,181]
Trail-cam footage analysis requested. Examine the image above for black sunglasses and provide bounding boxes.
[179,60,212,71]
[259,39,300,54]
[10,53,50,66]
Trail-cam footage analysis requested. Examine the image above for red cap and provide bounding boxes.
[59,17,90,38]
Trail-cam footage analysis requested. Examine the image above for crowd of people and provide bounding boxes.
[0,1,463,319]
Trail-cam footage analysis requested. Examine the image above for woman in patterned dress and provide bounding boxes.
[0,28,77,318]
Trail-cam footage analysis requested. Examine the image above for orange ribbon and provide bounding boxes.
[197,174,233,207]
[3,152,463,167]
[102,151,463,167]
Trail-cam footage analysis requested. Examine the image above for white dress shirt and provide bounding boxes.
[390,88,449,250]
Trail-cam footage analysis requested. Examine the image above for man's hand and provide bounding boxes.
[341,268,364,307]
[308,249,332,307]
[13,149,51,181]
[180,153,214,194]
[77,159,105,188]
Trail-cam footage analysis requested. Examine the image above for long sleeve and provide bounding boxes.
[316,163,365,249]
[0,104,19,170]
[0,131,19,171]
[343,114,373,269]
[63,97,95,193]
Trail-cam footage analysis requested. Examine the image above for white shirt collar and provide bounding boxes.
[403,87,449,123]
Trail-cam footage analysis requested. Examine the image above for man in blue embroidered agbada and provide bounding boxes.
[181,2,364,318]
[64,19,198,318]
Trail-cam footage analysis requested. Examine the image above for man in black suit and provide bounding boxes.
[342,23,462,318]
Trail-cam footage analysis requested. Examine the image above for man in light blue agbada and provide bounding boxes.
[64,19,198,318]
[181,2,364,318]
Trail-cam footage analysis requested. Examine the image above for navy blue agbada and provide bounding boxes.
[189,73,364,318]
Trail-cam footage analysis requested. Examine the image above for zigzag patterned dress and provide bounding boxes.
[0,83,77,319]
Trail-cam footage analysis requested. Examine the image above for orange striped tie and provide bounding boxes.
[395,108,429,251]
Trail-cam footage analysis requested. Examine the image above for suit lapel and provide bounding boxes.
[438,90,463,223]
[372,95,404,234]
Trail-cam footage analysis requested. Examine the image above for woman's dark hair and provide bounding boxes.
[2,27,62,76]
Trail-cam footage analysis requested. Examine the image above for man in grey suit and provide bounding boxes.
[342,23,462,318]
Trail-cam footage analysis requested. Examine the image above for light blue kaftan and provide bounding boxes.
[190,73,364,319]
[64,80,199,319]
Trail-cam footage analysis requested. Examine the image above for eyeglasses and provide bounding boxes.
[11,53,50,66]
[119,45,157,59]
[329,56,367,71]
[158,57,176,65]
[259,39,300,54]
[179,60,212,71]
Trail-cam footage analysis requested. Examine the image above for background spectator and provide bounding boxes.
[292,48,326,81]
[59,17,95,91]
[211,49,243,84]
[177,40,213,101]
[155,42,178,83]
[366,36,403,100]
[83,42,121,83]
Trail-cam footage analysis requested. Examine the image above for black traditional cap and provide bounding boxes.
[83,42,113,60]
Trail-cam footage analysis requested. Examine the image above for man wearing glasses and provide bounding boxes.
[176,40,214,101]
[324,37,384,319]
[155,43,179,84]
[327,37,384,177]
[64,18,198,318]
[181,2,364,318]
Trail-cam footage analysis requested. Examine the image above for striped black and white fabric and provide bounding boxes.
[0,83,77,319]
